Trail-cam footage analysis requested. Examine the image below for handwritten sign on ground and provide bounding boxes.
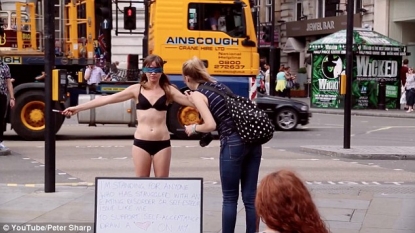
[94,177,203,233]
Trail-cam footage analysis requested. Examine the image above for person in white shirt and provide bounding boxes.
[263,63,270,95]
[84,64,106,85]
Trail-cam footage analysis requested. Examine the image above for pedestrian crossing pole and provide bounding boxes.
[44,0,56,192]
[343,0,354,149]
[268,0,276,96]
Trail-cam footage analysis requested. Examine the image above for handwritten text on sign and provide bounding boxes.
[95,178,203,233]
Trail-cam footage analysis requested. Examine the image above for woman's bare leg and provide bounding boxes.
[131,146,152,177]
[152,147,172,177]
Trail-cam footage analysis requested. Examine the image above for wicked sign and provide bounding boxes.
[308,28,410,110]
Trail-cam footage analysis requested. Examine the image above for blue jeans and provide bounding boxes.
[219,132,262,233]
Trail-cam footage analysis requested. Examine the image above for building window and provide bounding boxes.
[265,0,272,22]
[355,0,362,13]
[296,0,303,21]
[316,0,363,18]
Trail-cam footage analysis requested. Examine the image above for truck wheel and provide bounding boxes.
[11,90,65,140]
[168,102,203,140]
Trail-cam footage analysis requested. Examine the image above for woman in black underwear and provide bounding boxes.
[62,55,193,177]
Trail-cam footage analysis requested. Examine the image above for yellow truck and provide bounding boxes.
[4,0,260,140]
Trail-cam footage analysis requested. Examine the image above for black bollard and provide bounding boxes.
[378,78,386,110]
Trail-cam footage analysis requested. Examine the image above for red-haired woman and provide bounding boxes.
[255,170,329,233]
[62,54,193,178]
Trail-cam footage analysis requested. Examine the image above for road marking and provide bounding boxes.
[365,127,391,134]
[58,173,66,175]
[31,161,38,164]
[91,156,107,160]
[201,157,214,160]
[113,157,128,160]
[332,159,340,161]
[0,180,412,188]
[297,159,319,161]
[75,145,126,148]
[22,158,30,160]
[385,182,403,185]
[394,169,403,171]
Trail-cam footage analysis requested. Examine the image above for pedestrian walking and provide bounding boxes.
[405,67,415,112]
[62,54,193,177]
[182,57,263,233]
[0,61,15,151]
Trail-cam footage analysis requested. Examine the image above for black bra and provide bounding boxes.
[136,86,168,111]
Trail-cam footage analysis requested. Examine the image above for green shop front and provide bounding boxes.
[307,28,410,109]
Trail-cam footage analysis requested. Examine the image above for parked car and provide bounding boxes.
[253,93,311,131]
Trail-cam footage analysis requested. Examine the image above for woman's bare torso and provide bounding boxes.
[132,84,170,141]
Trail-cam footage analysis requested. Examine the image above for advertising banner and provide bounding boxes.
[311,54,344,108]
[309,28,408,109]
[354,55,401,109]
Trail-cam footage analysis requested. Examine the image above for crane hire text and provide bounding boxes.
[356,56,398,77]
[166,37,239,46]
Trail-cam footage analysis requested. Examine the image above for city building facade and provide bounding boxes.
[255,0,414,75]
[388,0,415,68]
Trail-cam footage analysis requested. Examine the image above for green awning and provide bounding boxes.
[307,28,410,56]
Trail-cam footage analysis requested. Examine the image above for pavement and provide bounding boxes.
[0,149,11,156]
[301,146,415,160]
[1,183,415,233]
[1,100,415,233]
[292,97,415,119]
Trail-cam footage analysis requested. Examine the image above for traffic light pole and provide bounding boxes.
[44,0,56,193]
[343,0,354,149]
[142,0,149,58]
[268,1,276,96]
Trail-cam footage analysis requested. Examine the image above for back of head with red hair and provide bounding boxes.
[255,170,329,233]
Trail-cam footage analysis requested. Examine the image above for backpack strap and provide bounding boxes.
[197,83,235,98]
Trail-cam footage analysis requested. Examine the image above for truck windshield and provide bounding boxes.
[188,3,246,38]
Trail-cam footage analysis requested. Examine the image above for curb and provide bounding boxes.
[0,182,95,188]
[301,146,415,160]
[0,149,11,156]
[310,109,415,119]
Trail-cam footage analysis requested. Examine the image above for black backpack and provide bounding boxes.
[198,84,275,145]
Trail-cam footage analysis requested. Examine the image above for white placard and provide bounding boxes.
[94,177,203,233]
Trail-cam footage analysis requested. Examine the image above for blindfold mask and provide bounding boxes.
[142,67,163,73]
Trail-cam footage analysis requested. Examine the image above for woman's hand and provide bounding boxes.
[62,106,80,116]
[184,90,195,104]
[9,99,15,108]
[184,124,196,137]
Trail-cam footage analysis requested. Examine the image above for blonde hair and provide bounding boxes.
[182,56,216,83]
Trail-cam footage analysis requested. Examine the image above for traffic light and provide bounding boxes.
[124,7,136,30]
[99,7,112,30]
[262,26,271,42]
